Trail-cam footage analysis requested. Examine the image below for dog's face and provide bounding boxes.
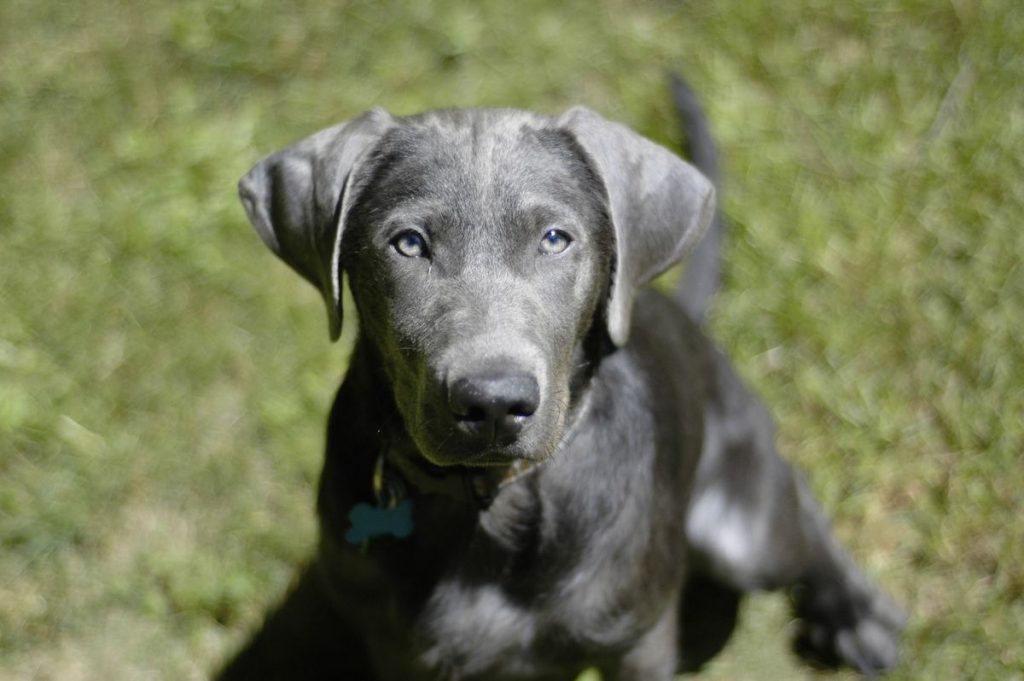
[342,113,613,465]
[238,106,714,468]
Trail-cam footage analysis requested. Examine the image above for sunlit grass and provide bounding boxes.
[2,1,1021,678]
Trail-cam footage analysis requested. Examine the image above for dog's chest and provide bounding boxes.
[413,579,550,679]
[401,486,669,680]
[410,559,643,680]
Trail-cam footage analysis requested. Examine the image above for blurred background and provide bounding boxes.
[1,0,1021,679]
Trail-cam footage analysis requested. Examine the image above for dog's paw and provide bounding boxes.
[793,579,906,677]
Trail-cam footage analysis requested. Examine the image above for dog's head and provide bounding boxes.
[239,107,713,467]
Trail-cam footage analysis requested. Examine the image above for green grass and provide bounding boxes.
[2,0,1022,678]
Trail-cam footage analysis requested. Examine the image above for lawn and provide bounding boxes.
[1,0,1021,679]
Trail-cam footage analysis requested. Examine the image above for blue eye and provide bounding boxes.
[539,229,572,255]
[392,231,428,258]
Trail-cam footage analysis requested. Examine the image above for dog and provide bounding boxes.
[217,76,904,680]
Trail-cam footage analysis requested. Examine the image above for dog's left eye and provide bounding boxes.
[539,229,572,255]
[391,231,429,258]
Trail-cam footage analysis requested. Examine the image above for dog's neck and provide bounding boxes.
[383,438,536,509]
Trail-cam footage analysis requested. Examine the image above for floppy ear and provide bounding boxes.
[558,107,716,346]
[238,109,395,340]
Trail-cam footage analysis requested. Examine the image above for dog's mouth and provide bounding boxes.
[406,391,564,468]
[413,422,557,468]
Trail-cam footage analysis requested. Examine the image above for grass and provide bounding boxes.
[1,0,1021,678]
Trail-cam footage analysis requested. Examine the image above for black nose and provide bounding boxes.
[448,372,540,443]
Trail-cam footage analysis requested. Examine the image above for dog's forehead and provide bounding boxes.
[365,108,596,216]
[399,108,560,164]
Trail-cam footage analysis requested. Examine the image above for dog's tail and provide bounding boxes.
[670,73,725,322]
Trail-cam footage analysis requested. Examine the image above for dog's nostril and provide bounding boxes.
[507,401,536,418]
[459,406,488,423]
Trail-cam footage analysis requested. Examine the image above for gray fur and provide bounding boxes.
[219,86,903,680]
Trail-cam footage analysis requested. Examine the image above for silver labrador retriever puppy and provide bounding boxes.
[218,78,904,680]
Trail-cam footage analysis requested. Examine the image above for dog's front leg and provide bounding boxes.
[216,563,375,681]
[601,603,679,681]
[685,350,905,675]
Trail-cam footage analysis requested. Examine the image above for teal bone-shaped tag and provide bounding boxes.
[344,500,415,544]
[344,454,414,545]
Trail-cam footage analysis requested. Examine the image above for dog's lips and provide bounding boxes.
[461,445,549,467]
[422,438,540,468]
[413,417,559,468]
[459,455,528,468]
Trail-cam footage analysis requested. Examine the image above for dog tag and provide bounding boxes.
[344,499,415,545]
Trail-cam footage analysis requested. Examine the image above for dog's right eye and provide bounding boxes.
[539,228,572,255]
[391,231,429,258]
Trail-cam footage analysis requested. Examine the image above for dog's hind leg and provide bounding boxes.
[683,348,905,676]
[676,573,742,672]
